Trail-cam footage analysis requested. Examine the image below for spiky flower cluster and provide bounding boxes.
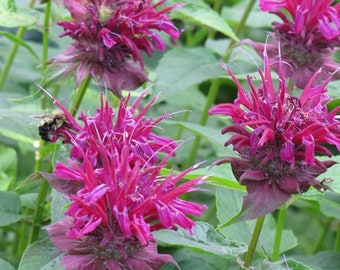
[44,92,206,269]
[209,51,340,220]
[48,0,182,97]
[243,0,340,88]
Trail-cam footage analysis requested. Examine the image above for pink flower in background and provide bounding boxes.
[48,0,182,97]
[209,52,340,220]
[43,92,207,269]
[243,0,340,89]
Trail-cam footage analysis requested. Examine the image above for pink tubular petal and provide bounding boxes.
[113,205,132,237]
[259,0,286,11]
[302,134,315,165]
[280,141,294,164]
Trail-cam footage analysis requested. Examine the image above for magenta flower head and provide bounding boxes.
[45,151,205,269]
[209,51,340,220]
[48,0,182,97]
[51,91,178,168]
[43,92,207,269]
[243,0,340,89]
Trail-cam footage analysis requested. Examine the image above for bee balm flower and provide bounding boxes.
[209,52,340,220]
[48,0,182,97]
[43,92,207,269]
[243,0,340,88]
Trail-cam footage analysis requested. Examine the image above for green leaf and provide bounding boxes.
[0,32,39,61]
[0,191,24,226]
[328,80,340,100]
[0,145,17,190]
[313,156,340,193]
[171,1,238,41]
[221,4,277,28]
[20,193,38,210]
[155,47,227,102]
[161,247,236,270]
[327,98,340,114]
[154,222,247,257]
[16,171,45,190]
[319,191,340,219]
[187,165,245,191]
[0,127,34,144]
[215,187,244,225]
[50,189,69,224]
[216,188,297,256]
[158,164,243,191]
[0,1,39,27]
[261,258,320,270]
[7,89,45,103]
[0,259,15,270]
[162,119,233,157]
[18,239,63,270]
[293,251,340,270]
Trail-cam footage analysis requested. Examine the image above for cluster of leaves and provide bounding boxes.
[0,0,340,269]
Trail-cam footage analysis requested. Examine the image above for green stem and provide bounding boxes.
[185,0,256,167]
[310,217,332,254]
[0,0,36,91]
[41,1,51,68]
[69,76,92,116]
[223,0,256,61]
[186,80,220,167]
[212,0,222,12]
[40,0,52,109]
[27,180,51,245]
[27,148,55,246]
[16,208,30,257]
[272,206,286,261]
[244,215,266,268]
[174,109,190,141]
[334,222,340,252]
[207,0,222,39]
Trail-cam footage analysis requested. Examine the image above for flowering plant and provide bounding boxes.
[1,0,340,269]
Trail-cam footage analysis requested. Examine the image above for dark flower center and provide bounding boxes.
[90,233,141,262]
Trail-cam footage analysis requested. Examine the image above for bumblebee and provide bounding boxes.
[35,110,66,142]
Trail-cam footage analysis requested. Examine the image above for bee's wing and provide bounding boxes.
[30,113,54,119]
